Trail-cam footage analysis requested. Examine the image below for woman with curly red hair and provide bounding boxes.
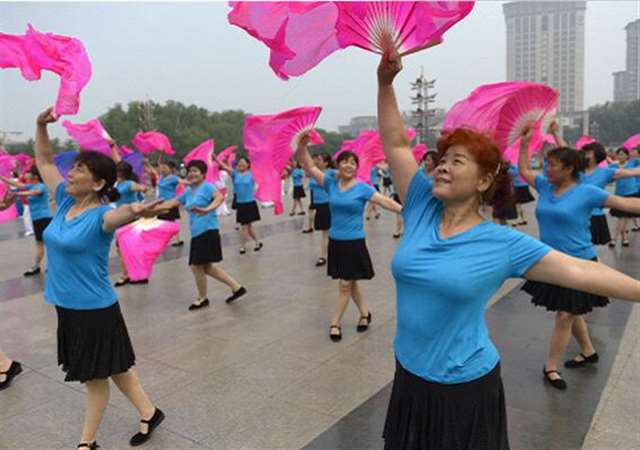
[377,49,640,450]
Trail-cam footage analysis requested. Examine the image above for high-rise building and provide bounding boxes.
[613,19,640,103]
[503,1,586,115]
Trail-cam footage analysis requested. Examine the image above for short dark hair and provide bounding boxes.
[28,165,42,181]
[617,147,630,157]
[336,151,359,168]
[186,159,208,175]
[237,156,251,168]
[116,161,135,180]
[74,151,120,202]
[582,142,607,164]
[423,151,438,165]
[547,147,587,180]
[162,160,176,170]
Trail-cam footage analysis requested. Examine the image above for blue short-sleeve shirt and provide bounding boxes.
[25,182,52,220]
[323,171,376,240]
[158,174,179,201]
[292,168,304,187]
[309,174,330,205]
[391,170,551,384]
[534,174,609,259]
[115,180,138,207]
[43,183,117,310]
[508,164,528,188]
[370,167,380,186]
[610,161,639,196]
[232,170,256,204]
[580,167,616,216]
[177,182,219,237]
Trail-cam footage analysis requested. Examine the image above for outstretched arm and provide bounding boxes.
[370,192,402,214]
[525,250,640,302]
[34,107,64,194]
[295,133,325,187]
[0,176,27,190]
[102,199,166,232]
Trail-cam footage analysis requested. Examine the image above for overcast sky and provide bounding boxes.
[1,1,639,143]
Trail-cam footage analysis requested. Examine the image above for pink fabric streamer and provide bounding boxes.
[132,131,175,155]
[335,2,474,56]
[0,183,18,224]
[183,139,218,183]
[115,218,180,281]
[243,106,323,213]
[14,153,34,172]
[575,135,596,149]
[622,134,640,150]
[228,2,341,80]
[62,119,112,156]
[0,147,7,156]
[0,25,92,116]
[444,81,558,153]
[0,155,18,177]
[412,143,427,162]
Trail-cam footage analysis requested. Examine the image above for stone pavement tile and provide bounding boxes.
[507,405,584,450]
[0,370,79,422]
[591,381,640,441]
[583,428,640,450]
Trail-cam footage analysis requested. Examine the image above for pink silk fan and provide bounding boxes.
[132,131,175,155]
[622,134,640,150]
[62,119,112,157]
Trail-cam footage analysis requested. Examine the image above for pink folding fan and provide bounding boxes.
[62,119,112,157]
[622,134,640,150]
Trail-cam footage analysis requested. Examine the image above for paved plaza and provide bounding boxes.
[1,198,640,450]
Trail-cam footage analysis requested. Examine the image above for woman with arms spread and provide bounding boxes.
[378,50,640,450]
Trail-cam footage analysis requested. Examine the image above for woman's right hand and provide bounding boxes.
[377,48,403,86]
[36,107,57,126]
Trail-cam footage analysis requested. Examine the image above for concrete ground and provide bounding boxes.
[1,195,639,450]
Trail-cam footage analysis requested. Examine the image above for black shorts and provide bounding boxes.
[33,217,52,242]
[189,229,223,266]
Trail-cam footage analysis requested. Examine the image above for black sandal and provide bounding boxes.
[23,266,41,277]
[130,408,165,446]
[564,352,599,368]
[315,257,327,267]
[392,233,402,239]
[114,277,130,287]
[357,312,372,332]
[171,240,185,247]
[226,287,247,304]
[0,361,22,391]
[239,247,247,255]
[623,240,631,247]
[253,242,263,252]
[302,228,314,234]
[329,325,342,342]
[188,298,210,311]
[77,442,99,450]
[543,367,567,390]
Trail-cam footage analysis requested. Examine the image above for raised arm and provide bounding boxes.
[548,120,567,148]
[110,141,122,163]
[34,107,64,194]
[518,126,537,187]
[295,133,325,187]
[212,152,233,174]
[377,50,419,203]
[525,250,640,302]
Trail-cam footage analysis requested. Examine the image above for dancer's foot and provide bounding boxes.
[543,367,567,390]
[315,257,327,267]
[130,408,165,447]
[188,298,210,310]
[253,242,263,252]
[171,240,185,247]
[608,240,616,248]
[226,286,247,304]
[77,442,99,450]
[329,325,342,342]
[239,247,246,255]
[114,277,130,287]
[23,266,41,277]
[0,361,22,390]
[302,228,313,234]
[565,352,599,368]
[357,312,372,332]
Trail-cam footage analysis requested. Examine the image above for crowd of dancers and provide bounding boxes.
[2,51,640,450]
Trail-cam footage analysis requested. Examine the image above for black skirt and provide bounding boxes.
[293,185,306,199]
[157,206,180,221]
[590,215,611,245]
[492,201,518,221]
[231,193,237,210]
[383,360,509,450]
[189,229,223,266]
[309,191,316,210]
[314,203,331,230]
[56,302,135,383]
[610,194,638,217]
[327,238,374,280]
[522,258,609,314]
[514,185,535,204]
[235,201,261,224]
[33,217,52,242]
[383,177,392,188]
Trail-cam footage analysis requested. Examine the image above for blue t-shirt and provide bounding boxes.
[43,183,117,310]
[323,171,376,240]
[178,182,219,238]
[391,170,551,384]
[26,182,52,220]
[309,174,331,205]
[580,167,616,216]
[232,170,256,204]
[158,174,179,201]
[115,180,138,207]
[534,174,609,260]
[508,164,528,188]
[610,161,639,196]
[370,167,379,186]
[632,157,640,189]
[292,168,304,187]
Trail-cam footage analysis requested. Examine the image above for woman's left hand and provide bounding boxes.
[190,206,210,216]
[131,200,167,218]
